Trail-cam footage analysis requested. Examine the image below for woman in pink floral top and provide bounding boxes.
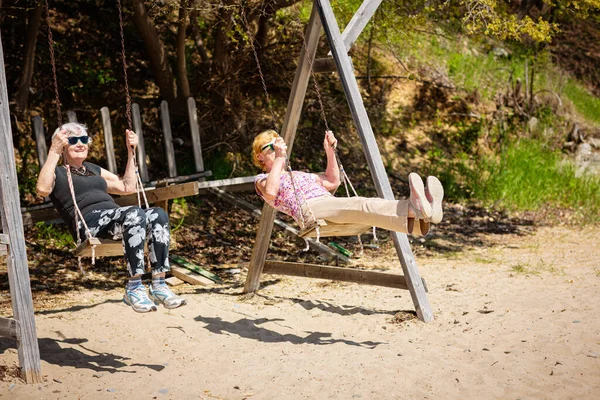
[252,130,444,236]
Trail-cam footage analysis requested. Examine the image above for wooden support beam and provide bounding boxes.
[132,103,149,183]
[160,100,177,178]
[0,233,7,256]
[0,31,42,382]
[245,4,323,294]
[196,176,257,194]
[100,107,118,174]
[263,261,408,290]
[316,0,432,322]
[187,97,205,173]
[0,317,18,340]
[210,188,350,263]
[313,57,337,73]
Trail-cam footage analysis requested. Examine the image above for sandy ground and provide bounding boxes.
[1,225,599,399]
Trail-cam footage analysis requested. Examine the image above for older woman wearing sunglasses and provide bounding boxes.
[36,122,186,313]
[252,129,444,237]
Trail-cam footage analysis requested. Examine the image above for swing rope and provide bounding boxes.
[117,0,149,210]
[294,16,376,250]
[239,4,318,240]
[44,0,93,272]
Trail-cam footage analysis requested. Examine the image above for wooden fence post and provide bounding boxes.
[100,107,117,174]
[132,103,149,182]
[187,97,205,173]
[160,100,177,178]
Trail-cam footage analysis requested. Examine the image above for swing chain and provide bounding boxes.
[44,0,62,126]
[116,0,133,131]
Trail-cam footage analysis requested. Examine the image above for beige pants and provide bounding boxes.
[304,196,430,236]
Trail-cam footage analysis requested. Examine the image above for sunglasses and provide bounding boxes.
[261,142,275,152]
[67,136,90,146]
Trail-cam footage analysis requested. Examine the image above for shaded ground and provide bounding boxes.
[0,191,541,315]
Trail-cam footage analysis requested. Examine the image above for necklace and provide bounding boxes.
[67,165,87,176]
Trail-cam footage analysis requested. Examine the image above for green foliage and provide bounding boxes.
[459,139,600,222]
[563,79,600,125]
[34,222,74,249]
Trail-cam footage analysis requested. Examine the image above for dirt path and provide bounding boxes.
[1,225,599,399]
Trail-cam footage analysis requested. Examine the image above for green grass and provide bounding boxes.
[465,139,600,222]
[563,79,600,125]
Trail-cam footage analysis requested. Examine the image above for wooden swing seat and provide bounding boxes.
[74,237,125,258]
[298,219,371,238]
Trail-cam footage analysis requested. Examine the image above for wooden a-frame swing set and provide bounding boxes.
[0,0,432,384]
[243,0,433,323]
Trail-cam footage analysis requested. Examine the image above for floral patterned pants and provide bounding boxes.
[79,206,171,277]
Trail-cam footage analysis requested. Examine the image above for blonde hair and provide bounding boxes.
[251,129,279,169]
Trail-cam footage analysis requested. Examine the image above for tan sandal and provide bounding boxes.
[408,173,432,222]
[426,176,444,224]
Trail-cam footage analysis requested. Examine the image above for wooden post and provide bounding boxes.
[0,32,42,382]
[132,103,149,182]
[160,100,177,178]
[245,4,323,293]
[66,110,77,122]
[100,106,118,174]
[187,97,205,173]
[316,0,433,322]
[31,115,47,167]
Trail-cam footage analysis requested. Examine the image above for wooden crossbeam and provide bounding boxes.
[263,261,408,290]
[22,181,200,226]
[196,176,256,194]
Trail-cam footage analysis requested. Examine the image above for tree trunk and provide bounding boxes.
[130,0,177,104]
[14,3,43,114]
[189,0,210,63]
[176,0,191,100]
[210,0,234,108]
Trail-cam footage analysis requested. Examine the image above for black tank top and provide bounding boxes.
[49,162,118,236]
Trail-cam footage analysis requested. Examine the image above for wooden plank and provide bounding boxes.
[263,261,408,290]
[165,276,184,286]
[169,254,222,283]
[317,0,432,322]
[328,0,383,55]
[149,170,212,186]
[32,115,47,168]
[160,100,177,178]
[196,175,256,194]
[132,103,149,183]
[0,317,18,340]
[170,265,214,286]
[66,110,77,122]
[100,107,117,174]
[245,4,323,294]
[187,97,205,173]
[298,219,370,238]
[115,181,199,207]
[210,188,350,263]
[0,32,42,382]
[0,233,8,244]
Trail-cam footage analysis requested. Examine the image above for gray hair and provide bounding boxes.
[52,122,91,142]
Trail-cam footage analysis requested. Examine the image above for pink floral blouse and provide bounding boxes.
[255,171,332,223]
